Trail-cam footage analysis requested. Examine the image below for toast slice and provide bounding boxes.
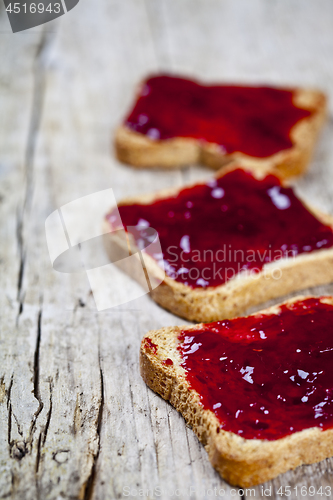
[140,295,333,487]
[104,163,333,322]
[115,75,327,179]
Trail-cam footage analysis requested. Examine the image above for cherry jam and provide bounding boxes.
[125,75,312,158]
[107,169,333,288]
[178,298,333,440]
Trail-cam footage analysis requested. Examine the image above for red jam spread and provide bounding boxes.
[125,75,312,158]
[107,169,333,288]
[144,338,157,354]
[163,358,174,366]
[178,298,333,440]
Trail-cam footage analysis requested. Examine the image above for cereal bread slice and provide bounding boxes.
[115,75,327,179]
[104,163,333,322]
[140,296,333,487]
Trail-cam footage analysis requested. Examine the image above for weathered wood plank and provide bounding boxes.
[0,8,50,497]
[2,0,333,499]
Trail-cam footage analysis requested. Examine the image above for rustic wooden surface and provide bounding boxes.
[1,1,333,499]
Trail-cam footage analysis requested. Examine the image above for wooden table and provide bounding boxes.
[1,1,333,498]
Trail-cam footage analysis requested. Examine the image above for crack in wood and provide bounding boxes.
[0,376,6,404]
[26,305,45,452]
[42,380,53,447]
[83,360,105,500]
[73,392,82,435]
[35,432,42,474]
[33,380,53,499]
[35,380,53,481]
[15,206,25,315]
[33,309,43,403]
[4,25,55,477]
[12,413,23,438]
[6,375,13,452]
[9,306,45,464]
[15,28,55,319]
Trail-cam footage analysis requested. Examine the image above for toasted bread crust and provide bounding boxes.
[115,87,327,179]
[140,296,333,487]
[104,163,333,322]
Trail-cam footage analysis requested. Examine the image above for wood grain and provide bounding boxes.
[1,0,333,499]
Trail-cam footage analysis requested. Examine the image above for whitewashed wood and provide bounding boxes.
[1,1,333,499]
